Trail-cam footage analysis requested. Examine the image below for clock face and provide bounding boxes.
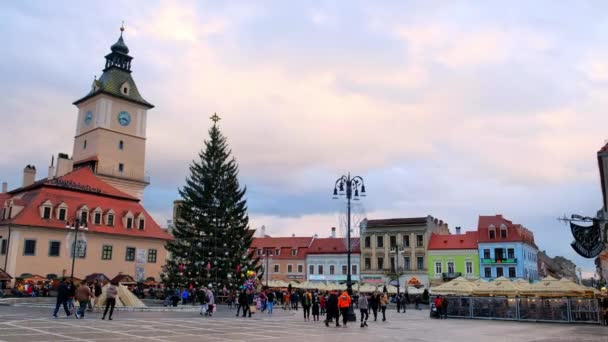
[118,111,131,126]
[84,111,93,126]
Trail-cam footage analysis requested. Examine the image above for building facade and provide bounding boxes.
[250,237,314,283]
[359,216,450,288]
[477,215,539,281]
[306,237,360,284]
[0,28,172,285]
[427,230,479,285]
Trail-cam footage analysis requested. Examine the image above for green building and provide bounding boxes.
[427,230,479,285]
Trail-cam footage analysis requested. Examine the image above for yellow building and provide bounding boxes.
[0,27,171,286]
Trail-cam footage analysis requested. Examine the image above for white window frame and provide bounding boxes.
[329,264,335,275]
[309,264,314,275]
[287,264,293,273]
[297,264,303,273]
[447,260,455,274]
[435,261,442,275]
[352,264,358,275]
[318,264,324,275]
[465,260,473,275]
[57,205,67,221]
[341,264,347,275]
[273,264,280,273]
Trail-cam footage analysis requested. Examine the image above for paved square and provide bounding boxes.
[0,305,607,341]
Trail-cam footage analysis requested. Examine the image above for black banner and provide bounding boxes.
[570,220,604,258]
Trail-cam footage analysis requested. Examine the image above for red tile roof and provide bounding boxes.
[1,167,171,241]
[476,215,536,247]
[251,237,314,249]
[307,237,361,254]
[9,167,138,201]
[427,232,478,250]
[250,237,314,260]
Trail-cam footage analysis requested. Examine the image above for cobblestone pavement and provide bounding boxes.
[0,305,606,341]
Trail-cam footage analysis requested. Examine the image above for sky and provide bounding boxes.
[2,1,608,275]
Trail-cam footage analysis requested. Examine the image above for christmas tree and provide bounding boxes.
[162,114,259,290]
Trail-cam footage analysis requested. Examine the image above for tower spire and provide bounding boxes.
[120,21,125,36]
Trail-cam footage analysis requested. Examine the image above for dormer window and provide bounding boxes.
[40,200,53,220]
[120,82,130,95]
[275,248,280,255]
[500,224,508,239]
[257,249,262,256]
[137,213,145,230]
[124,211,134,229]
[43,207,51,219]
[93,208,103,225]
[291,249,298,256]
[78,205,89,224]
[489,224,496,239]
[56,202,68,221]
[106,210,115,227]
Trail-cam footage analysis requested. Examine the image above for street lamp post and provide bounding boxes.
[333,173,366,322]
[65,218,87,281]
[392,245,404,312]
[265,247,271,288]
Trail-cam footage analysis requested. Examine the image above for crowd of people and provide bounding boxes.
[52,279,118,320]
[226,287,404,328]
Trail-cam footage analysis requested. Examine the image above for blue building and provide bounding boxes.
[477,215,539,281]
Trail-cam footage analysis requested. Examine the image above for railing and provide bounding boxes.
[481,258,517,264]
[442,272,462,280]
[431,296,600,324]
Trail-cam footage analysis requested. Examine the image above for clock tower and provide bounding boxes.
[72,26,153,200]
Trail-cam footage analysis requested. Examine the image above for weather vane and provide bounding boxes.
[210,113,221,123]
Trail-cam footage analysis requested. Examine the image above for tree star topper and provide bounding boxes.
[210,113,221,124]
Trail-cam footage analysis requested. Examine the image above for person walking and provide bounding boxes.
[93,281,103,312]
[312,294,320,321]
[267,290,275,315]
[358,293,369,328]
[325,291,340,327]
[181,288,189,305]
[396,293,401,313]
[320,293,326,315]
[369,292,378,321]
[102,282,117,320]
[302,290,312,321]
[52,280,72,318]
[380,292,388,322]
[441,296,448,319]
[67,281,76,312]
[238,290,248,317]
[292,291,299,311]
[245,290,254,317]
[337,290,351,327]
[400,293,407,313]
[199,287,208,316]
[75,282,94,319]
[434,296,443,319]
[206,288,215,316]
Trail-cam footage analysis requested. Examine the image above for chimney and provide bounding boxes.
[292,233,295,237]
[55,153,73,178]
[1,182,7,193]
[22,165,36,187]
[260,225,266,237]
[455,226,461,235]
[331,227,336,238]
[48,155,55,180]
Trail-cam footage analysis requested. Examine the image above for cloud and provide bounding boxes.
[2,0,607,275]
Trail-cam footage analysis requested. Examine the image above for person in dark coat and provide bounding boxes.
[312,294,320,321]
[369,292,378,321]
[52,280,71,318]
[325,291,340,327]
[246,290,255,317]
[239,290,249,317]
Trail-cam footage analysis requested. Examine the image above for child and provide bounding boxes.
[312,295,320,321]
